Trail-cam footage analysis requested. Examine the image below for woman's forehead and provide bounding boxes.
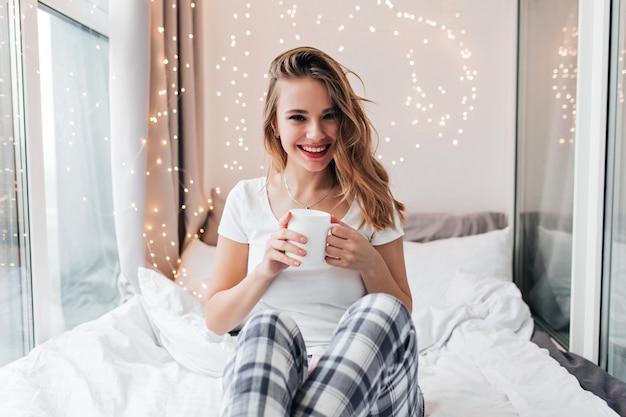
[275,77,333,111]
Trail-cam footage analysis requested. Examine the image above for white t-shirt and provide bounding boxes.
[218,177,404,354]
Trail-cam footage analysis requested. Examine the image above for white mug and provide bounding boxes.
[287,209,337,267]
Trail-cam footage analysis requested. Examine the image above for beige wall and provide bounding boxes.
[202,0,518,217]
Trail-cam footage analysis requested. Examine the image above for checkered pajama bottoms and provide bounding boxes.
[220,293,424,417]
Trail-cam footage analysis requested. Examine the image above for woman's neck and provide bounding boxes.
[266,168,348,219]
[284,172,333,192]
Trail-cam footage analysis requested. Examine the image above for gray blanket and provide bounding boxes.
[531,325,626,417]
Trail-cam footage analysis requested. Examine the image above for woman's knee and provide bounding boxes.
[350,293,412,325]
[241,310,299,338]
[342,293,417,355]
[237,310,305,356]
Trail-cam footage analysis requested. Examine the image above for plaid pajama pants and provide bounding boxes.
[220,293,424,417]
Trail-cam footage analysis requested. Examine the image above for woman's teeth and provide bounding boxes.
[301,145,327,153]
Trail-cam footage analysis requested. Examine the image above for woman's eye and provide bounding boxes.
[323,113,336,120]
[289,115,306,121]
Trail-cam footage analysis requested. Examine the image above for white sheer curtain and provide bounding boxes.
[38,7,119,329]
[110,0,207,295]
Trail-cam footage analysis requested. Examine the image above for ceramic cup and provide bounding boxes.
[287,209,337,266]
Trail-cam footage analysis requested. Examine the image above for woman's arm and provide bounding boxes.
[204,236,271,335]
[325,221,412,312]
[369,238,412,312]
[204,211,308,335]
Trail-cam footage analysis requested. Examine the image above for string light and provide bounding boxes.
[148,1,485,284]
[552,16,578,146]
[1,2,551,295]
[212,1,478,178]
[141,0,206,277]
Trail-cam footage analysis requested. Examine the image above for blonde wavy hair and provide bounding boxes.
[263,46,405,231]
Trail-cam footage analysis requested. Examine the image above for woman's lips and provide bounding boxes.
[298,144,330,158]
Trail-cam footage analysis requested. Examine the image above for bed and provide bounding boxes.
[0,211,621,417]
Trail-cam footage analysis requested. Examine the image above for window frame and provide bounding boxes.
[39,0,108,37]
[5,0,35,358]
[570,0,611,362]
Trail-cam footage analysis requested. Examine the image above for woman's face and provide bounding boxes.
[273,77,339,173]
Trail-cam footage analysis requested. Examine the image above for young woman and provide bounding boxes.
[204,46,424,417]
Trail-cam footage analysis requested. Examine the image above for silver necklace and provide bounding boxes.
[283,175,334,209]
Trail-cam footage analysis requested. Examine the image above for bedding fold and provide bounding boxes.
[412,269,533,353]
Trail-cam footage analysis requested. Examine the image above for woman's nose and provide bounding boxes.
[306,121,324,141]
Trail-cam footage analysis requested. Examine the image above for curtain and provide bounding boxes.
[110,0,207,295]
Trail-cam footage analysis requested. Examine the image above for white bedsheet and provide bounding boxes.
[416,271,616,417]
[0,298,223,416]
[0,271,617,417]
[0,230,619,416]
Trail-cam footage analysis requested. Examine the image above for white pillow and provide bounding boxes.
[138,267,234,376]
[174,238,217,303]
[404,227,512,311]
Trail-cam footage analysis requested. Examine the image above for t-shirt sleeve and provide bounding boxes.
[217,181,248,244]
[370,208,405,246]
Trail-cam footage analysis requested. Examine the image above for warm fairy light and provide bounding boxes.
[211,1,478,174]
[552,18,578,145]
[134,0,207,277]
[0,2,499,288]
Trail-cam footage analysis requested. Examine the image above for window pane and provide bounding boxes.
[0,1,32,366]
[86,0,108,13]
[603,0,626,384]
[38,5,119,332]
[515,0,579,347]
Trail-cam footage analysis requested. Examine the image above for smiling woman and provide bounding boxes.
[203,46,420,416]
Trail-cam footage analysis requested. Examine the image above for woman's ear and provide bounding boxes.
[271,122,279,139]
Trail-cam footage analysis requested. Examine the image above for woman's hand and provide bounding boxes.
[256,211,308,279]
[325,215,380,273]
[325,215,413,311]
